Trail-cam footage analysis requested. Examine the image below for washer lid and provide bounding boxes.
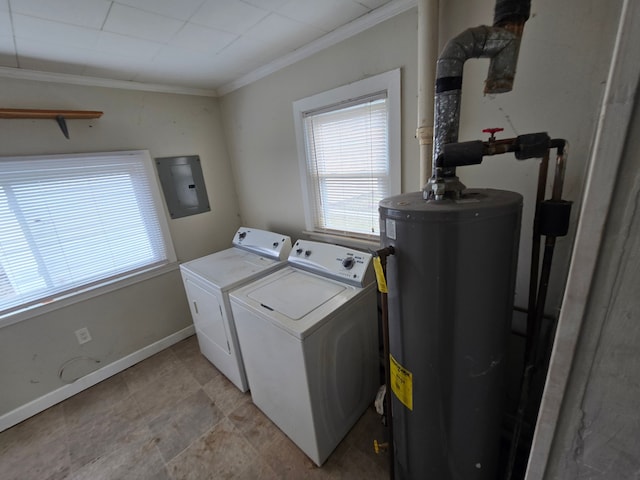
[231,267,370,339]
[248,271,345,320]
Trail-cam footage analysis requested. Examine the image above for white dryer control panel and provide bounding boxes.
[232,227,292,260]
[288,240,373,287]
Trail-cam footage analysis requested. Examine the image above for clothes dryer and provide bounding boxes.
[180,227,291,392]
[230,240,379,465]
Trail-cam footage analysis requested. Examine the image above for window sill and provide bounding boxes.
[0,262,179,329]
[303,230,381,252]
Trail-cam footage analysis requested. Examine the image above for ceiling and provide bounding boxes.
[0,0,415,96]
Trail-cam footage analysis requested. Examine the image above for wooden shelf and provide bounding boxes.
[0,108,103,119]
[0,108,103,138]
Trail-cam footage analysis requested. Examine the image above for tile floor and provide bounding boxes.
[0,335,390,479]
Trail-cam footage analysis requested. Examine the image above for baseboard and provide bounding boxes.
[0,325,195,432]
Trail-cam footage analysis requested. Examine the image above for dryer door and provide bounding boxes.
[184,278,231,354]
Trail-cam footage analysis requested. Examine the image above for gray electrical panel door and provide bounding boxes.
[155,155,210,219]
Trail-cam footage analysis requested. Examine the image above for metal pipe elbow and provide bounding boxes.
[435,26,519,85]
[485,23,525,93]
[432,26,519,167]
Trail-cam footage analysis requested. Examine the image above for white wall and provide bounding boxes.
[220,10,418,242]
[0,78,240,418]
[220,0,621,318]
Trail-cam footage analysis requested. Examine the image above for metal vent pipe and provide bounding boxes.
[425,0,531,200]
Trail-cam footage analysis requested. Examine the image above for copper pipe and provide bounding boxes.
[525,151,550,360]
[507,140,569,480]
[374,246,395,480]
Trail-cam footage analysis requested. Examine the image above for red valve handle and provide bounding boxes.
[482,128,504,135]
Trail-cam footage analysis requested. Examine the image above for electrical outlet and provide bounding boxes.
[75,327,92,345]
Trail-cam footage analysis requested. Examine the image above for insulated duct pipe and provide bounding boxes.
[417,0,439,188]
[425,0,531,200]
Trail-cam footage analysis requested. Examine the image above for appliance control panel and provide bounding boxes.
[289,240,373,286]
[232,227,292,260]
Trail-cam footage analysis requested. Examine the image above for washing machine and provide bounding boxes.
[179,227,292,392]
[230,239,379,466]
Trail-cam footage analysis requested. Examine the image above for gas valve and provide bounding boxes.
[482,127,504,142]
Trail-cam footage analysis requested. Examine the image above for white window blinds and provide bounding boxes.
[0,150,174,317]
[303,94,389,237]
[294,68,400,242]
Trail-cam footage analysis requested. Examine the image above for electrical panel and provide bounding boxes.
[155,155,210,219]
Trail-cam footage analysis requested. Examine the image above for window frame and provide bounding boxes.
[293,68,401,244]
[0,150,177,328]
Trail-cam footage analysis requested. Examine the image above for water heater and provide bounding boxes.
[379,188,522,479]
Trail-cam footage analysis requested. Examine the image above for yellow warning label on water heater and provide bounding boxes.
[390,354,413,411]
[372,257,388,293]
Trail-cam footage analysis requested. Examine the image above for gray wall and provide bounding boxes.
[219,0,621,315]
[544,88,640,479]
[0,79,240,416]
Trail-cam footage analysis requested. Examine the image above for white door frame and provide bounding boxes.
[525,1,640,478]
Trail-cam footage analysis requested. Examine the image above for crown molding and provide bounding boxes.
[0,0,416,98]
[0,66,218,97]
[216,0,417,96]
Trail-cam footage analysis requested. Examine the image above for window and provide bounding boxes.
[293,69,400,241]
[0,150,176,320]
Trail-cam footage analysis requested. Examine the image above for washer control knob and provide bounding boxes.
[238,231,247,240]
[342,257,355,270]
[296,248,303,255]
[305,250,312,257]
[272,242,279,248]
